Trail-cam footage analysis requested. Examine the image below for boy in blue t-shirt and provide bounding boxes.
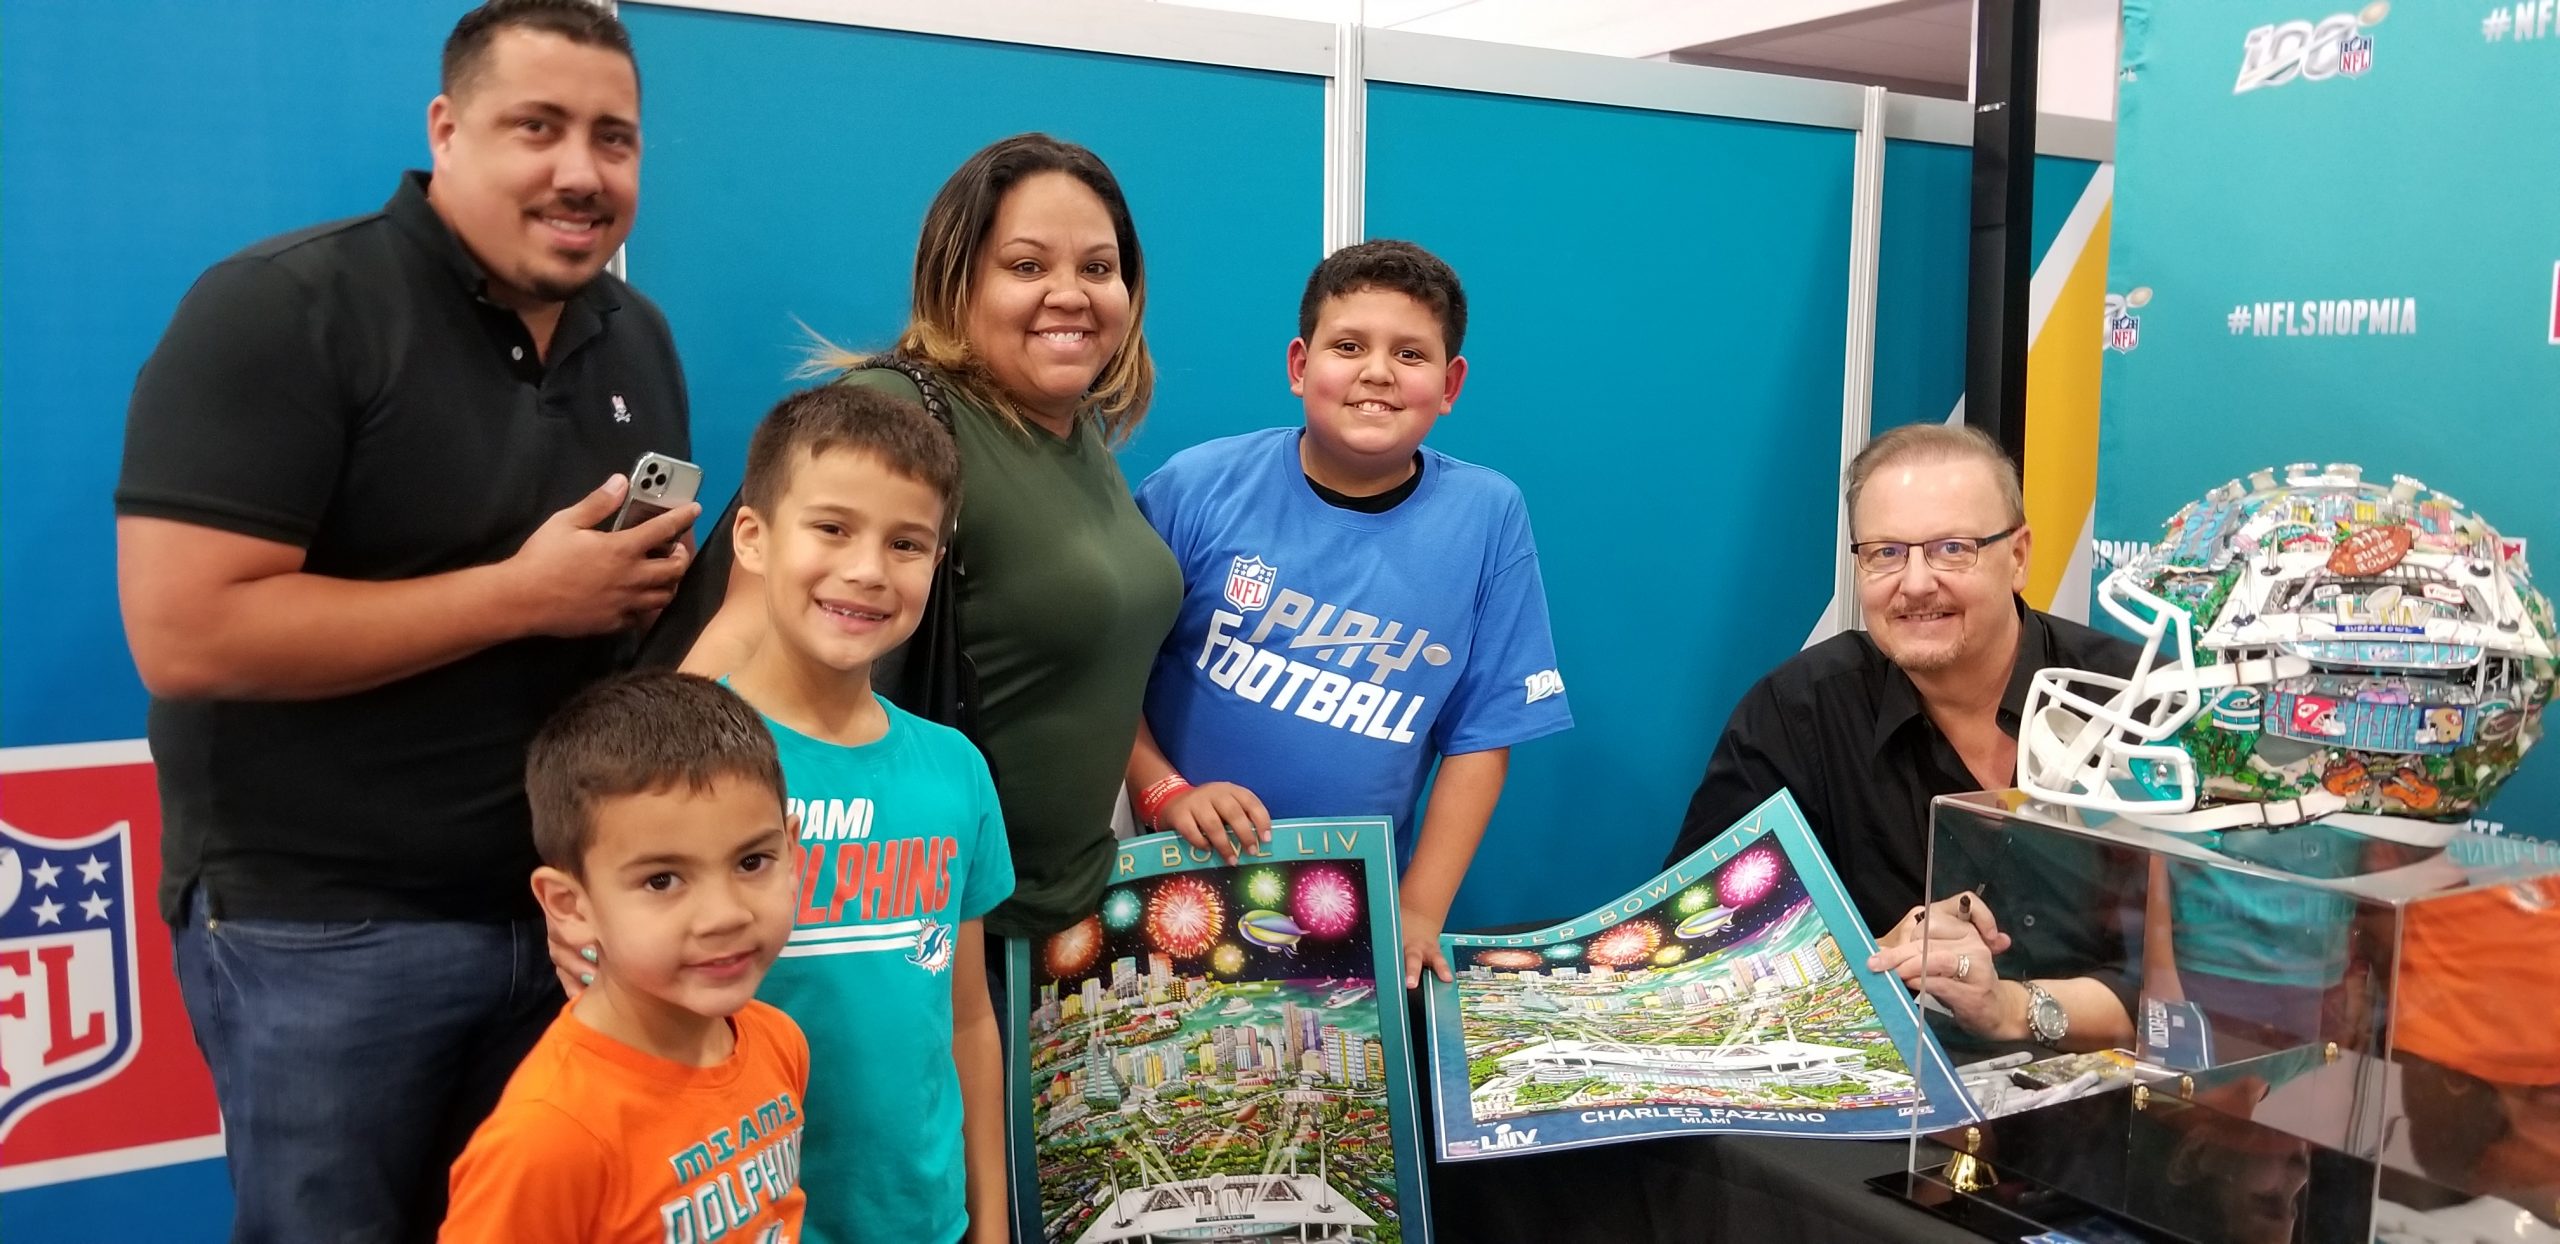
[721,383,1013,1244]
[1128,240,1573,988]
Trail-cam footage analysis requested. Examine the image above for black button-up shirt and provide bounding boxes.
[117,172,689,923]
[1668,600,2141,934]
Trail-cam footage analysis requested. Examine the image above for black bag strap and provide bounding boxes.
[858,355,966,576]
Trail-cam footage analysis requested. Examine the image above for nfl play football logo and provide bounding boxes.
[1225,556,1277,612]
[0,819,141,1140]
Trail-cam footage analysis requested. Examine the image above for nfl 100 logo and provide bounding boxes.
[0,819,140,1141]
[1225,555,1278,613]
[2339,31,2373,75]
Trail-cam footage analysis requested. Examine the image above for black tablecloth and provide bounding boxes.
[1426,1132,1978,1243]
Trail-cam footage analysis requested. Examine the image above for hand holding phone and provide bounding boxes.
[609,452,703,556]
[510,462,702,638]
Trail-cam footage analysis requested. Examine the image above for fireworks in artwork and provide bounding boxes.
[1045,915,1103,979]
[1651,945,1688,967]
[1101,887,1143,931]
[1587,920,1662,967]
[1211,943,1246,976]
[1292,866,1361,939]
[1146,875,1225,960]
[1545,942,1584,961]
[1675,886,1716,916]
[1720,847,1783,909]
[1474,948,1544,970]
[1244,868,1288,909]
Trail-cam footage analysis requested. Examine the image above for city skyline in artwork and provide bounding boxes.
[1423,792,1978,1157]
[1011,823,1429,1244]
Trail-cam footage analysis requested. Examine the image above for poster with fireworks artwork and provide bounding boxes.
[1008,819,1431,1244]
[1422,790,1977,1158]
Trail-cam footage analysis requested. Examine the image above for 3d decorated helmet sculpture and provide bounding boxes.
[2020,463,2556,845]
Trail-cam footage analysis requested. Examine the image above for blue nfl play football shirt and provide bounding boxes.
[1137,428,1573,855]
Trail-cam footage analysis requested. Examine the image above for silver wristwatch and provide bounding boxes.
[2024,981,2068,1044]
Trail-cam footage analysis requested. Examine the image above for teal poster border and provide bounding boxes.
[1005,819,1433,1242]
[1421,790,1978,1156]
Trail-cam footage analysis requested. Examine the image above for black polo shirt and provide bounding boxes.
[1667,600,2141,936]
[116,172,689,924]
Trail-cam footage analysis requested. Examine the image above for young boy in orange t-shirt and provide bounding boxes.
[441,672,810,1243]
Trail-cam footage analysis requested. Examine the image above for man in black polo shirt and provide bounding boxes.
[1666,424,2138,1054]
[112,3,694,1237]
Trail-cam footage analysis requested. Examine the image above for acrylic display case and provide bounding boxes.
[1880,790,2560,1244]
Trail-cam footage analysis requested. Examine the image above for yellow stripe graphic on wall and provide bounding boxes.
[2019,166,2115,622]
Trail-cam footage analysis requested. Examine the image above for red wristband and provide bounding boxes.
[1135,774,1192,829]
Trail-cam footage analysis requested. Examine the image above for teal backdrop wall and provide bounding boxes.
[1,2,2123,1235]
[1362,84,1858,930]
[1872,144,2104,438]
[2098,0,2560,834]
[3,4,459,1238]
[2,1,455,751]
[615,6,1329,506]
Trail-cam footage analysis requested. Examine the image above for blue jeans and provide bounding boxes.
[171,886,561,1244]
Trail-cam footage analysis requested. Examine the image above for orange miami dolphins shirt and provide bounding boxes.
[442,999,810,1243]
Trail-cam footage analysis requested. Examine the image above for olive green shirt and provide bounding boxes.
[845,368,1181,938]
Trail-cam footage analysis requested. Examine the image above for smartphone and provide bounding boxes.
[608,451,702,553]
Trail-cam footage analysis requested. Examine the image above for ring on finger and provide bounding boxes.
[1955,953,1972,981]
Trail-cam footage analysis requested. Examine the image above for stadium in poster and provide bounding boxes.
[1008,821,1430,1243]
[1422,791,1976,1158]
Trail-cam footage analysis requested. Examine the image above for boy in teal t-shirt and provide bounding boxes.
[720,382,1014,1244]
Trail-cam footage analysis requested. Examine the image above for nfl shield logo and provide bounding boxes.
[2339,34,2372,76]
[1224,556,1277,612]
[2107,312,2142,353]
[0,819,141,1140]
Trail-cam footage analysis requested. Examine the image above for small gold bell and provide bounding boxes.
[1946,1126,1997,1194]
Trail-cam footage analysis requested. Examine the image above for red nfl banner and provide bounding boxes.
[0,744,221,1189]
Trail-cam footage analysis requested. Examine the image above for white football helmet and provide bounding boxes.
[2019,464,2556,844]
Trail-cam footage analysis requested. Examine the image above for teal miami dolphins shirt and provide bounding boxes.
[751,695,1013,1244]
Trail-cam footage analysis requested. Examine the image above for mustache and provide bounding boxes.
[531,193,611,219]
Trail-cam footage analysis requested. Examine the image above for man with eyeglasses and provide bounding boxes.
[1664,424,2137,1052]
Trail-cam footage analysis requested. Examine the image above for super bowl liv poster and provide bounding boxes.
[1008,820,1431,1243]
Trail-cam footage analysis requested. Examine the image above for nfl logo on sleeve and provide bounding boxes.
[1225,556,1277,612]
[0,819,141,1140]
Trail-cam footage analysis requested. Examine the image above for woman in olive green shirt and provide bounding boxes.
[687,133,1182,939]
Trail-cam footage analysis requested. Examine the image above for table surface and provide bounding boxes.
[1427,1132,1984,1243]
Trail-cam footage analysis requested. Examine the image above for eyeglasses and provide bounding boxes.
[1850,527,2019,576]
